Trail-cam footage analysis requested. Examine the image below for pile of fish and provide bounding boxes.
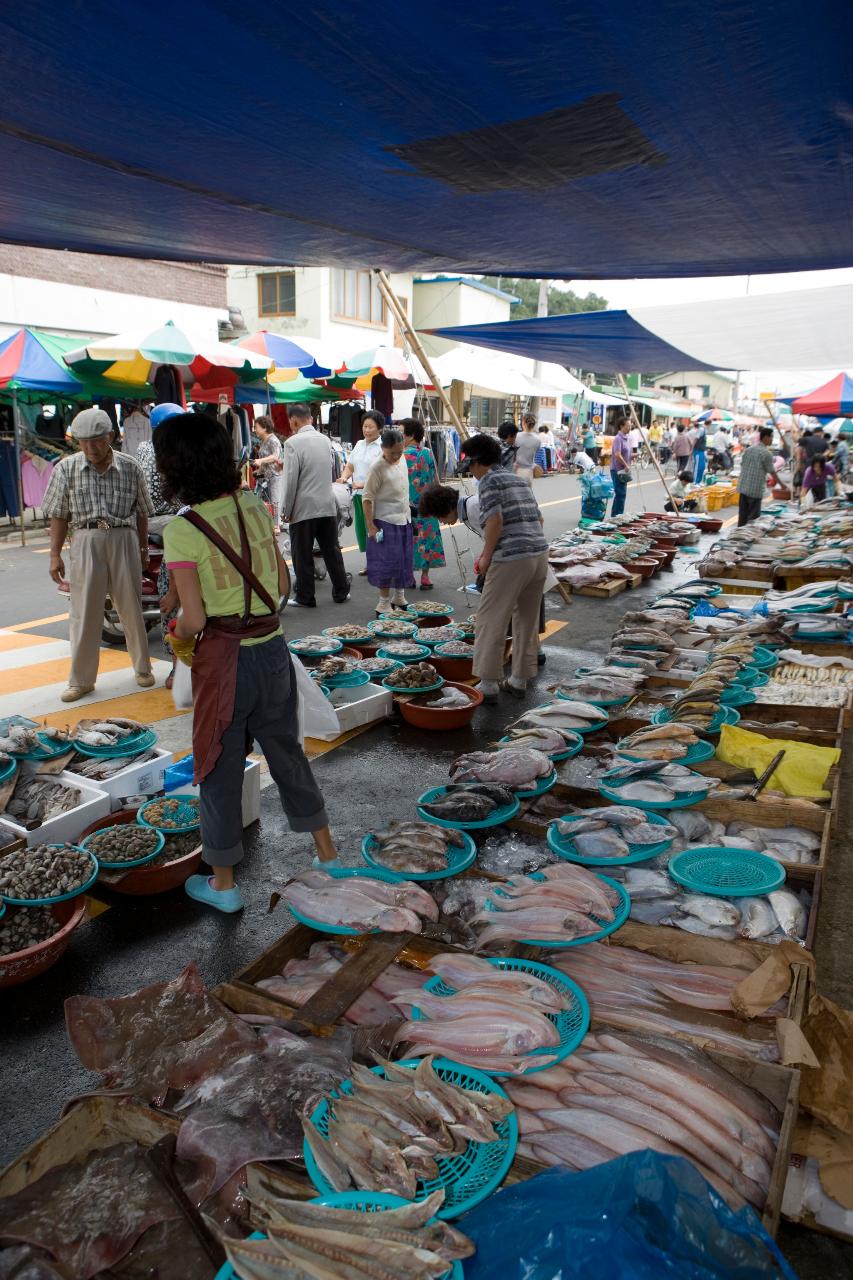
[370,820,464,873]
[228,1190,474,1280]
[449,747,552,790]
[509,700,609,734]
[474,864,622,946]
[756,678,848,707]
[289,635,341,653]
[774,651,853,685]
[495,724,582,757]
[413,624,463,645]
[1,775,82,825]
[74,717,147,748]
[255,940,414,1023]
[322,623,374,641]
[355,656,403,674]
[621,865,809,942]
[548,942,782,1061]
[550,669,641,704]
[380,640,429,658]
[0,722,70,755]
[555,560,633,588]
[386,662,440,689]
[0,843,93,900]
[316,655,356,678]
[616,722,704,761]
[602,758,717,804]
[392,952,564,1074]
[410,601,453,615]
[609,624,677,669]
[421,783,516,823]
[280,869,438,932]
[0,905,62,956]
[66,747,158,780]
[303,1055,511,1196]
[432,639,475,657]
[553,806,677,859]
[372,618,417,636]
[421,686,472,709]
[510,1030,779,1210]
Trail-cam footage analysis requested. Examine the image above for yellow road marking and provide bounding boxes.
[722,514,738,527]
[305,723,372,759]
[5,612,70,631]
[31,548,51,555]
[39,686,189,727]
[0,631,61,652]
[541,620,568,638]
[0,648,141,693]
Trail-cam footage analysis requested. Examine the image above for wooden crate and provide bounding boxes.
[772,565,852,591]
[608,708,842,748]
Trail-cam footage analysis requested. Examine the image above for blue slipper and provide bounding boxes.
[185,874,244,913]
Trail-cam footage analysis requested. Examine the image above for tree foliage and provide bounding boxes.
[480,277,608,319]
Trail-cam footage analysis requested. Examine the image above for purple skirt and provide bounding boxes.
[366,519,414,589]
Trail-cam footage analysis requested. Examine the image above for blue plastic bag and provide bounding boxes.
[459,1154,797,1279]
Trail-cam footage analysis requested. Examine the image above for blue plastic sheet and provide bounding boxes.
[459,1155,797,1279]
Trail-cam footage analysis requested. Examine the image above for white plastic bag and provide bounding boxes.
[291,652,340,742]
[171,660,194,710]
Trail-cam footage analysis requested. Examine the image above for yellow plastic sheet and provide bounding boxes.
[716,724,840,800]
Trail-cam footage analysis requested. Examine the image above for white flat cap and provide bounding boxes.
[70,408,113,439]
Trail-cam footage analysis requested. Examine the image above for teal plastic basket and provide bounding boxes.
[0,844,99,907]
[355,658,404,680]
[652,706,741,733]
[0,756,16,785]
[411,957,589,1078]
[719,686,757,707]
[668,846,786,897]
[413,626,465,646]
[406,603,455,618]
[361,831,476,881]
[12,731,75,762]
[751,645,779,670]
[382,674,445,695]
[417,785,520,830]
[547,811,674,866]
[304,1058,517,1219]
[616,738,715,766]
[136,794,200,834]
[376,643,432,665]
[598,777,711,811]
[498,731,583,762]
[734,668,770,688]
[81,824,164,870]
[321,625,374,644]
[368,618,418,638]
[287,636,344,658]
[322,669,371,689]
[72,727,157,759]
[513,767,557,799]
[486,871,630,947]
[286,865,406,936]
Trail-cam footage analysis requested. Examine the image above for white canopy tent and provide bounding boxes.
[425,344,587,400]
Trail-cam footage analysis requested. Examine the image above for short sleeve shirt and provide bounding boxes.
[477,469,547,562]
[42,450,154,526]
[164,490,281,645]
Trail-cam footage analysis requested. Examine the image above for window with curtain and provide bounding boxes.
[258,271,296,316]
[331,269,386,325]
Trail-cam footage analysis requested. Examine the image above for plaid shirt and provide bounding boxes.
[42,449,154,527]
[737,443,776,498]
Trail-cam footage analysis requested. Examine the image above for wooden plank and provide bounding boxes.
[289,931,412,1030]
[575,576,628,598]
[230,921,322,987]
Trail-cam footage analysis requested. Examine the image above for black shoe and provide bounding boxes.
[537,652,547,666]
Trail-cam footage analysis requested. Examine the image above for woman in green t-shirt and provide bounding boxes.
[157,413,337,914]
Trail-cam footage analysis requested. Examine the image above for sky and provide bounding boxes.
[566,266,853,405]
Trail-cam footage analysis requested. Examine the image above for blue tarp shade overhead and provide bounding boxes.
[0,2,851,278]
[427,310,716,373]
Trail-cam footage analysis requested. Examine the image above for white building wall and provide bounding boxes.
[0,275,225,344]
[413,279,513,358]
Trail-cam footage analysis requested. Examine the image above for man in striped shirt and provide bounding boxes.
[737,428,776,527]
[460,434,548,702]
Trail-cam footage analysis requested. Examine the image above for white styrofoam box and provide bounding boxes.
[327,682,393,737]
[63,748,173,812]
[170,759,261,829]
[0,773,110,848]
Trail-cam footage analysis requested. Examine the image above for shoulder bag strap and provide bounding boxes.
[180,500,277,619]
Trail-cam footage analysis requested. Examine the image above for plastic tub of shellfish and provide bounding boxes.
[0,773,110,848]
[78,809,202,895]
[398,681,484,730]
[0,897,87,987]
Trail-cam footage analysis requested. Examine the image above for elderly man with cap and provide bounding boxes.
[42,407,156,702]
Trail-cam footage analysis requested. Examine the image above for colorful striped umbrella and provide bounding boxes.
[692,407,735,424]
[339,344,427,390]
[64,320,273,388]
[0,328,152,401]
[786,372,853,417]
[235,330,332,379]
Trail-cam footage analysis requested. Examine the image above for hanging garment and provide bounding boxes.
[371,373,394,418]
[154,365,185,406]
[121,409,151,457]
[270,404,292,438]
[0,440,21,516]
[21,454,54,507]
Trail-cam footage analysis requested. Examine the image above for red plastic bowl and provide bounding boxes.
[630,558,658,579]
[432,654,475,682]
[79,809,202,896]
[397,680,483,730]
[0,898,86,988]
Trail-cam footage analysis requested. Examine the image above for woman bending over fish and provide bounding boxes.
[156,413,338,914]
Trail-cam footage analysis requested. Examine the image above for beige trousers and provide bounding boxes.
[68,528,152,688]
[474,552,548,682]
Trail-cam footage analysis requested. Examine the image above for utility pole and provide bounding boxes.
[531,279,549,421]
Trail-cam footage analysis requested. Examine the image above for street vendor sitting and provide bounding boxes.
[665,470,699,513]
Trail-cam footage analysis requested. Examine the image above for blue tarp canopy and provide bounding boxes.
[0,2,851,277]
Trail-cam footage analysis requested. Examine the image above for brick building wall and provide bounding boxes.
[0,246,227,308]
